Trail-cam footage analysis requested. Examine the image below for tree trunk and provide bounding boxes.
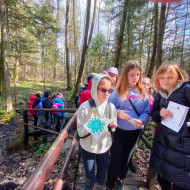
[180,0,188,67]
[53,0,60,81]
[171,12,178,60]
[126,4,131,61]
[146,15,153,75]
[1,0,13,112]
[73,0,79,83]
[139,2,148,65]
[114,0,129,68]
[65,0,72,90]
[72,0,91,99]
[147,3,158,78]
[88,0,97,47]
[155,3,169,70]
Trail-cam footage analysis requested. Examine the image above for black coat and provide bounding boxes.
[150,81,190,190]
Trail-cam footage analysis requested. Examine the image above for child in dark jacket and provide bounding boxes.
[42,90,52,128]
[150,62,190,190]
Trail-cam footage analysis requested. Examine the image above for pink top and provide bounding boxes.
[148,93,154,110]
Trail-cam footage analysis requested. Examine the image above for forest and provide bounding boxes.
[0,0,190,113]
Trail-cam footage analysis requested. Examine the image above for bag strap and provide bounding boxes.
[129,98,140,117]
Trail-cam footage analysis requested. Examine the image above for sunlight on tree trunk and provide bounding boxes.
[1,0,13,112]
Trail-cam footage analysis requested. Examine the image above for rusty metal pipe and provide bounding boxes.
[23,113,77,190]
[54,131,78,190]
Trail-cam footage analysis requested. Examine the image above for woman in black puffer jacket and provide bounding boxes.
[150,62,190,190]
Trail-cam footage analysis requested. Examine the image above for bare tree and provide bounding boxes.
[72,0,92,98]
[1,0,13,112]
[147,3,158,78]
[155,3,170,70]
[114,0,129,68]
[65,0,72,90]
[53,0,60,81]
[180,0,188,67]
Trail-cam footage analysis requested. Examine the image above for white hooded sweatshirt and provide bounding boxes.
[77,74,117,154]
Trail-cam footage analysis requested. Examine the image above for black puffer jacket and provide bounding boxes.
[150,81,190,190]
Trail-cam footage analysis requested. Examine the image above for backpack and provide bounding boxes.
[52,102,65,118]
[29,95,36,115]
[52,102,59,114]
[36,97,47,115]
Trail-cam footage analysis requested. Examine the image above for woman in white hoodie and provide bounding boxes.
[77,74,117,190]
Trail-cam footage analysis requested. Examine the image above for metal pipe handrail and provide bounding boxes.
[23,113,77,190]
[54,131,78,190]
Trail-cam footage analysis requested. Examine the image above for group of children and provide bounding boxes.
[29,91,66,135]
[77,61,190,190]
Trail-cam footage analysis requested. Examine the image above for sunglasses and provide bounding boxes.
[98,87,113,94]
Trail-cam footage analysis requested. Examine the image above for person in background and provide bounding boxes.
[75,88,82,108]
[107,67,119,86]
[77,74,117,190]
[42,90,52,137]
[142,77,154,110]
[51,93,66,132]
[106,60,150,190]
[80,78,93,105]
[51,94,56,103]
[149,62,190,190]
[32,93,41,109]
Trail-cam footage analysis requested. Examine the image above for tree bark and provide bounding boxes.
[88,0,97,47]
[180,0,188,67]
[139,2,148,65]
[1,0,13,112]
[73,0,79,83]
[65,0,72,90]
[155,3,169,70]
[147,3,158,78]
[53,0,60,81]
[72,0,91,99]
[114,0,129,68]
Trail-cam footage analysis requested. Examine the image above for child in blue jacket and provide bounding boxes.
[51,93,66,132]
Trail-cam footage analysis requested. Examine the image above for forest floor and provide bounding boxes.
[0,81,160,190]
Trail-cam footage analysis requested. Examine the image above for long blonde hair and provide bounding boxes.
[116,60,146,99]
[154,62,189,92]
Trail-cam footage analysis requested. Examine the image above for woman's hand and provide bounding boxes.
[160,108,173,118]
[134,119,143,129]
[117,110,131,120]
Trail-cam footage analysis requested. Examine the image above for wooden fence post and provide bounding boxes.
[23,110,28,149]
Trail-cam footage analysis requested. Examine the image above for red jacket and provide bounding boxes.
[29,95,37,115]
[80,78,93,105]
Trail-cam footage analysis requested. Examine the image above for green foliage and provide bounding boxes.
[36,142,51,157]
[137,139,150,152]
[67,160,79,176]
[0,110,15,123]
